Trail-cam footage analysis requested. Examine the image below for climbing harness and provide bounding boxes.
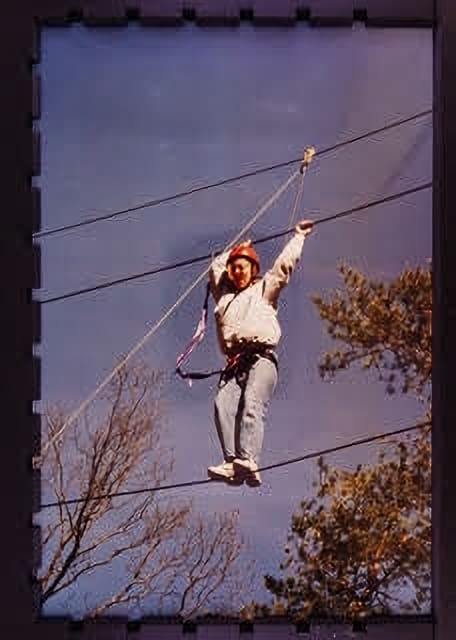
[221,344,279,387]
[176,335,279,387]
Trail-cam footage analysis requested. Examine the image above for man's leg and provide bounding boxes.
[237,356,278,465]
[213,372,242,462]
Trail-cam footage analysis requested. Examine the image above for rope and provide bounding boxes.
[39,419,431,509]
[283,148,313,246]
[33,109,432,240]
[34,169,301,468]
[38,180,432,305]
[288,170,306,228]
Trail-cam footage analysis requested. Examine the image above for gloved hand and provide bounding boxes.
[295,219,314,236]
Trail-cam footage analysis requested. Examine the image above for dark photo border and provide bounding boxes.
[4,0,456,637]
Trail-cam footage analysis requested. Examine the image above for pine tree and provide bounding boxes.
[264,263,432,621]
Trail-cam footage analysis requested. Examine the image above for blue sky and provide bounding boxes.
[36,23,432,618]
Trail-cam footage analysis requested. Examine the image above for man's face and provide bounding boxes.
[228,258,254,290]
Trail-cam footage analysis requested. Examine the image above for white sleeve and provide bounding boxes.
[208,249,231,301]
[262,233,306,305]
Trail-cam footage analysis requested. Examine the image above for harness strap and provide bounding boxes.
[176,344,278,387]
[174,282,211,383]
[176,366,224,384]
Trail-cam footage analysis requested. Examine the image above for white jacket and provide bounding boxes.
[209,233,306,356]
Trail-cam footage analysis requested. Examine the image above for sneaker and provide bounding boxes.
[246,470,262,488]
[207,461,236,482]
[233,458,262,487]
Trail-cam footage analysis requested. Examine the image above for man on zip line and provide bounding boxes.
[207,219,314,487]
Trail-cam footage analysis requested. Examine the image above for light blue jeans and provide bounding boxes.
[214,355,278,465]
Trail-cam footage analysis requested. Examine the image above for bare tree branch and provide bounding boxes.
[38,362,246,618]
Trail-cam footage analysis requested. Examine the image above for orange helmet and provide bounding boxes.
[226,244,260,272]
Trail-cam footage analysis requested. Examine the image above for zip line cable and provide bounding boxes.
[34,169,302,468]
[39,418,431,510]
[38,180,432,305]
[33,109,432,240]
[254,181,432,246]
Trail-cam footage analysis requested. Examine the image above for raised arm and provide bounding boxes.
[263,220,314,304]
[208,248,231,301]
